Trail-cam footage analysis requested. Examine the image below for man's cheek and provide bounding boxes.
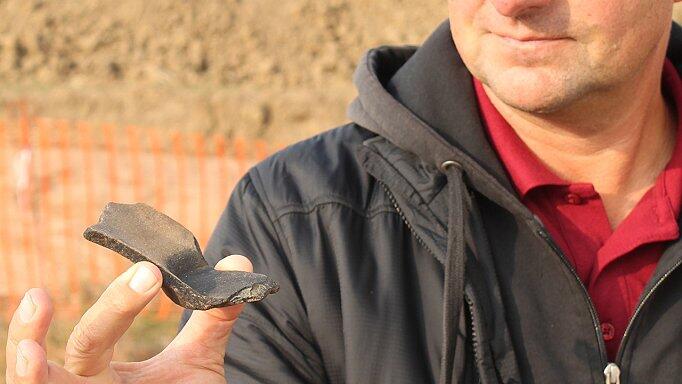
[452,33,484,77]
[448,0,482,30]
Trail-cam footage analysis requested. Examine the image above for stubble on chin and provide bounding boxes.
[475,61,604,115]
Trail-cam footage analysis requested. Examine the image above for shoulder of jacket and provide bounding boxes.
[246,123,393,220]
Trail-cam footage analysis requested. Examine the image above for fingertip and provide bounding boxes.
[215,254,253,273]
[133,261,163,280]
[24,288,53,315]
[24,287,47,299]
[14,288,53,331]
[127,262,163,294]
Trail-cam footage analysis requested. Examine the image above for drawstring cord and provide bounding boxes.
[438,160,469,384]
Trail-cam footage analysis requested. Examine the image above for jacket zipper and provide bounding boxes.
[380,175,606,380]
[525,219,609,366]
[379,181,483,377]
[603,363,621,384]
[615,257,682,364]
[379,181,438,259]
[378,164,680,382]
[537,218,682,382]
[464,295,483,374]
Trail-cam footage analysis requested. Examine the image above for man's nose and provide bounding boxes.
[489,0,552,18]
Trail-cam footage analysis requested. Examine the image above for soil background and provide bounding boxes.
[0,0,447,143]
[0,2,681,143]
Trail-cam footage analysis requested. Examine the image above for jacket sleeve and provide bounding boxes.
[178,173,327,383]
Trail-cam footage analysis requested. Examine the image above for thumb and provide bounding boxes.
[168,255,253,352]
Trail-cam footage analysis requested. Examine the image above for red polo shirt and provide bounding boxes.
[473,59,682,361]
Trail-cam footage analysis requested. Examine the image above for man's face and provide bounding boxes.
[449,0,679,113]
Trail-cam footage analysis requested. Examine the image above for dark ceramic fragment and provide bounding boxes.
[84,202,279,310]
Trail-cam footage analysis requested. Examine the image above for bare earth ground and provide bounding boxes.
[0,0,447,143]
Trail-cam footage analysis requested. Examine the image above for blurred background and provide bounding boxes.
[1,1,681,380]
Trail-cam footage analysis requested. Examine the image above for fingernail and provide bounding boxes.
[18,292,35,323]
[16,343,28,377]
[128,264,158,293]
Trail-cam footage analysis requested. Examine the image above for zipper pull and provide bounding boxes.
[604,363,621,384]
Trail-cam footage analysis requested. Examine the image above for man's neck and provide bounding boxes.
[483,60,678,230]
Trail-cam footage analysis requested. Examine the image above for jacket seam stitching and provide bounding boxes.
[272,192,376,212]
[273,200,396,221]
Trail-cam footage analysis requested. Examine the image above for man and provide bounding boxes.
[5,0,682,383]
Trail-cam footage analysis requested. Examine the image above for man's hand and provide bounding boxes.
[5,255,252,384]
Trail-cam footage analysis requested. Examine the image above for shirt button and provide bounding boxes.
[565,193,584,205]
[601,322,615,341]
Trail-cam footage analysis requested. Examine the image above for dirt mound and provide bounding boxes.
[2,2,680,143]
[0,0,446,142]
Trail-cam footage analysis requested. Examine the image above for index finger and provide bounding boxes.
[63,262,162,377]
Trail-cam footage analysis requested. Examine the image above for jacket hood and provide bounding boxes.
[348,19,682,208]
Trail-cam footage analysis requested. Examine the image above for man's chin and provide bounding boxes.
[482,72,579,114]
[495,93,569,114]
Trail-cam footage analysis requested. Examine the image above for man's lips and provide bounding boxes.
[492,33,571,50]
[492,32,570,43]
[497,34,567,42]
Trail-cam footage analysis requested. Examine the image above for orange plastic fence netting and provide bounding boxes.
[0,105,278,321]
